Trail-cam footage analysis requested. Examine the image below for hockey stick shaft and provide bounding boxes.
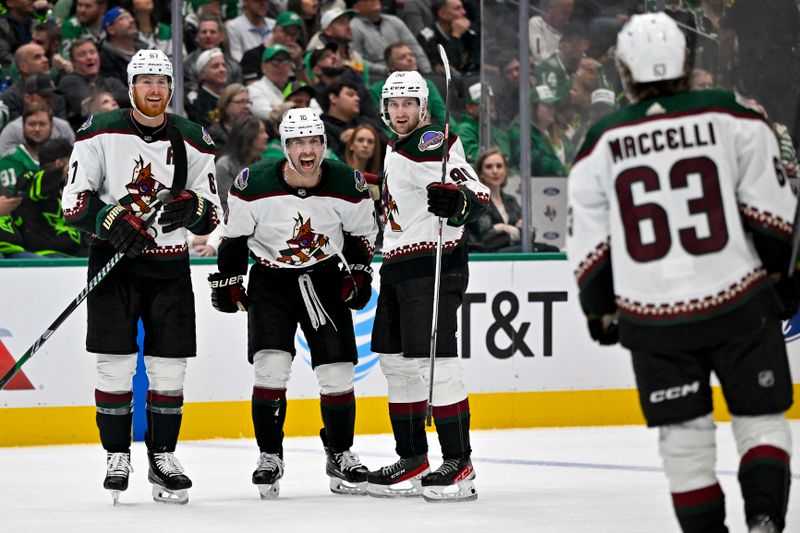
[0,123,189,391]
[0,198,166,391]
[427,44,452,426]
[789,192,800,277]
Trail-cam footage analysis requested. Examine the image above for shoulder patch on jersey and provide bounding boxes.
[646,102,667,116]
[353,169,367,192]
[234,167,249,190]
[202,127,214,147]
[77,115,93,132]
[418,130,445,151]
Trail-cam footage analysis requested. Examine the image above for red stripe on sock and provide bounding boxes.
[253,387,286,401]
[432,398,470,419]
[672,483,724,508]
[146,391,183,404]
[389,400,428,416]
[95,390,132,403]
[741,445,790,467]
[320,390,354,405]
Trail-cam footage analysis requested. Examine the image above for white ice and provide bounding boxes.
[2,424,799,533]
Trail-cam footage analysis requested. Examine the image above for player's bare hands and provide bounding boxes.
[0,195,22,215]
[451,17,471,39]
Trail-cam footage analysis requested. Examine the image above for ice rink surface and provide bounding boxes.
[2,423,798,533]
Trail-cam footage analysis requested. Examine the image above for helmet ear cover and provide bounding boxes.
[279,107,327,172]
[381,71,429,133]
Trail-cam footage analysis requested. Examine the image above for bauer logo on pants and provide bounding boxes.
[296,287,380,381]
[0,327,35,390]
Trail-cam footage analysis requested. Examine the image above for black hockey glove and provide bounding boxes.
[427,183,466,219]
[341,264,373,310]
[158,189,207,233]
[587,315,619,346]
[774,274,800,320]
[208,272,248,313]
[96,205,155,258]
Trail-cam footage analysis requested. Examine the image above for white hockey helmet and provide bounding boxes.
[615,12,686,84]
[279,107,327,171]
[127,49,174,110]
[381,70,429,131]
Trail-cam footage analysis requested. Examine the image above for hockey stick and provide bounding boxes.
[0,123,188,391]
[426,44,452,426]
[788,192,800,277]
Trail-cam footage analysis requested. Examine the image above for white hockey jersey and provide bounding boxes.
[218,158,377,271]
[567,89,796,348]
[380,123,489,283]
[62,109,221,274]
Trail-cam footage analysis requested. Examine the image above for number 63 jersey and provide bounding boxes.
[567,89,797,350]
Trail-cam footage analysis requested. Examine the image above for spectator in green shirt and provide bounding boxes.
[510,85,569,177]
[454,81,510,165]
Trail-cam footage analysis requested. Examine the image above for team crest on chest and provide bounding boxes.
[118,155,167,214]
[418,131,444,151]
[381,172,402,232]
[353,169,367,192]
[277,214,329,265]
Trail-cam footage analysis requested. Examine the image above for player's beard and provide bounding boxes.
[133,91,169,118]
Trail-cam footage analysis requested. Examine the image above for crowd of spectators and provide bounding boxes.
[0,0,798,258]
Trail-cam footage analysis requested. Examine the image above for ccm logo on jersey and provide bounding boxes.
[649,381,700,403]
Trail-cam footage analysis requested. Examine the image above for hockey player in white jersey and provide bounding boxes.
[62,49,222,505]
[209,108,378,499]
[567,13,797,533]
[366,71,489,502]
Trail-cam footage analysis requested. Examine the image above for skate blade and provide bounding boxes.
[329,477,367,495]
[257,480,280,500]
[366,480,424,498]
[152,484,189,505]
[422,480,478,503]
[109,490,121,505]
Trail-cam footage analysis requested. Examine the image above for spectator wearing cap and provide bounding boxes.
[0,75,74,156]
[58,38,128,129]
[99,7,147,86]
[206,83,252,152]
[349,0,431,76]
[225,0,276,61]
[0,0,37,67]
[184,14,243,94]
[417,0,480,75]
[1,43,64,122]
[240,10,305,84]
[0,102,53,192]
[320,80,385,159]
[528,0,573,65]
[307,8,368,84]
[534,23,589,102]
[568,86,615,164]
[60,0,108,58]
[248,44,295,122]
[308,42,379,120]
[510,85,568,177]
[186,48,229,127]
[368,42,448,130]
[455,82,510,164]
[13,137,89,257]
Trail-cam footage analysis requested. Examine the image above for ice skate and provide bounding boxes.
[252,452,284,500]
[748,515,778,533]
[147,451,192,505]
[103,451,132,505]
[320,429,368,495]
[366,455,430,498]
[421,457,477,502]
